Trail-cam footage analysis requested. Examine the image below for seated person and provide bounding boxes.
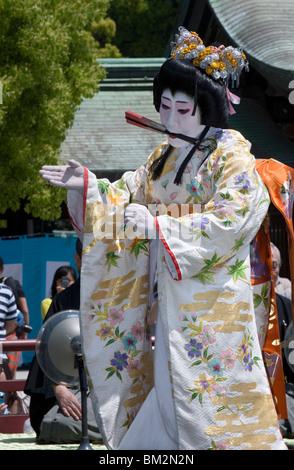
[276,292,294,437]
[41,265,77,319]
[25,239,101,443]
[271,242,291,299]
[0,359,30,417]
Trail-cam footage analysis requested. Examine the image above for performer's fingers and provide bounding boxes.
[41,176,67,188]
[68,159,82,168]
[40,170,64,179]
[40,165,67,172]
[40,172,63,182]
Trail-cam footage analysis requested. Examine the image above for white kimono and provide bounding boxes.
[67,128,287,450]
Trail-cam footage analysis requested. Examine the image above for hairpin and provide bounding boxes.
[170,26,249,88]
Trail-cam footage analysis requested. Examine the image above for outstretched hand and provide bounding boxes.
[39,159,85,193]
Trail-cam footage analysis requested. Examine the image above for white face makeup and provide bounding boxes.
[159,89,205,148]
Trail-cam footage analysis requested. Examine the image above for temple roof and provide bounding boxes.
[60,58,165,179]
[60,49,294,175]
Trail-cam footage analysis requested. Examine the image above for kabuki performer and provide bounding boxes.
[40,27,294,450]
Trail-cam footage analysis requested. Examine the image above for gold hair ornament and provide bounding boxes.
[170,27,249,88]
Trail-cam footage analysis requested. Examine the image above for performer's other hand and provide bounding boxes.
[39,159,85,193]
[124,203,157,239]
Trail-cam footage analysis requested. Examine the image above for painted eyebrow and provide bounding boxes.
[161,96,191,104]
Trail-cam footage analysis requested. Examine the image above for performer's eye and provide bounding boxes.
[161,103,170,110]
[178,108,190,115]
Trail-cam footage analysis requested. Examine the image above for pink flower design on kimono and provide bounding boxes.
[169,192,178,200]
[220,348,237,369]
[184,166,192,174]
[221,202,233,216]
[128,408,139,425]
[127,358,140,372]
[214,441,230,450]
[209,383,226,398]
[90,300,101,310]
[201,176,212,188]
[153,197,162,205]
[107,308,124,324]
[131,322,144,341]
[199,325,216,346]
[214,200,233,217]
[198,160,218,184]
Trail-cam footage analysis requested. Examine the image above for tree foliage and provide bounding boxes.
[108,0,182,57]
[0,0,180,224]
[0,0,118,220]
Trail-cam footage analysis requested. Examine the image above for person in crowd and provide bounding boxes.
[14,280,30,338]
[0,281,17,343]
[25,238,101,444]
[41,265,77,319]
[0,358,30,416]
[39,27,288,449]
[0,257,31,375]
[271,242,291,299]
[0,256,30,328]
[0,282,18,381]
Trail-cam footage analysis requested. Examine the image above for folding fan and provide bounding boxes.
[125,110,198,144]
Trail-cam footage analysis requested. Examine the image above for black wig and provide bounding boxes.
[151,59,229,183]
[153,59,229,129]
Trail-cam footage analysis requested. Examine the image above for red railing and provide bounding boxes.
[1,339,36,352]
[0,339,36,433]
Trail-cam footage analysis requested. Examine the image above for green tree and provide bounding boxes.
[0,0,118,220]
[108,0,182,58]
[91,17,121,58]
